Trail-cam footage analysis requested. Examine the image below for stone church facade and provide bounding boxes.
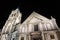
[0,8,60,40]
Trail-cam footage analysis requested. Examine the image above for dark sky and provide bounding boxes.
[0,0,58,29]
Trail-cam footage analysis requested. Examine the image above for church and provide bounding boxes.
[0,8,60,40]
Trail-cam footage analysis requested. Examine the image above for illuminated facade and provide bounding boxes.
[0,8,60,40]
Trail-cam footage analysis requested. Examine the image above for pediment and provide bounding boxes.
[22,12,50,24]
[28,16,42,23]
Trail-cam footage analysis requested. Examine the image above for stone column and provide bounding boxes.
[54,33,58,40]
[47,34,51,40]
[26,35,29,40]
[29,35,31,40]
[41,32,45,40]
[18,34,21,40]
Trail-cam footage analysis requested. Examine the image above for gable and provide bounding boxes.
[28,17,42,23]
[22,12,50,24]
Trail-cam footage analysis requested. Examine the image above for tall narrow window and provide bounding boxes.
[34,24,38,31]
[21,37,24,40]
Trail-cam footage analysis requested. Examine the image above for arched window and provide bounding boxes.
[11,13,16,17]
[11,14,14,17]
[14,13,16,16]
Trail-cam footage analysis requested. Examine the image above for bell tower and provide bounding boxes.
[1,8,22,34]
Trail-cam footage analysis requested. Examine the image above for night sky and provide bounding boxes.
[0,0,58,29]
